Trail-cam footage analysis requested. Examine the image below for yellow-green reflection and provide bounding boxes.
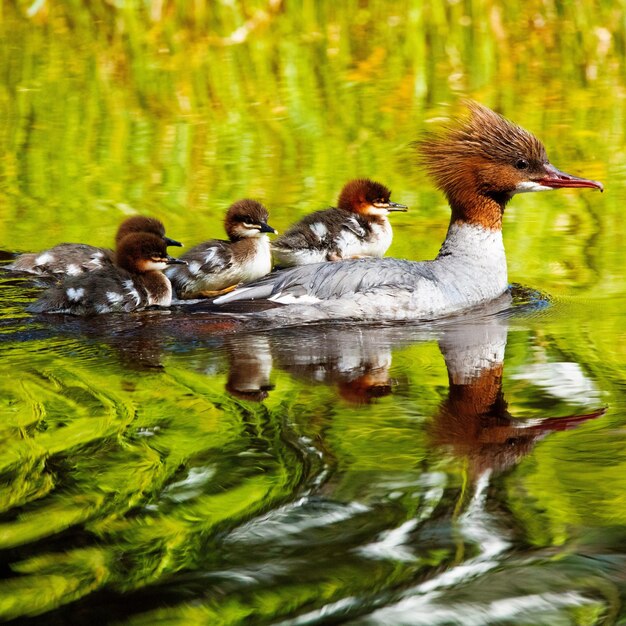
[0,2,625,624]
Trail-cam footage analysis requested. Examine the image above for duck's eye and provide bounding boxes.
[515,159,530,170]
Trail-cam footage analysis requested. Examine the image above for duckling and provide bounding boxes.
[271,178,407,267]
[27,232,185,315]
[9,216,182,277]
[166,199,277,299]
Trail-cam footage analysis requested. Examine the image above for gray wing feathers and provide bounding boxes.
[166,240,234,296]
[181,240,233,273]
[216,258,423,304]
[10,244,113,275]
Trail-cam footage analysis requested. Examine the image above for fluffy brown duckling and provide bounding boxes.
[166,199,277,299]
[271,178,407,267]
[27,232,185,315]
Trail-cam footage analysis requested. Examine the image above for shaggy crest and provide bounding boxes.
[418,102,548,198]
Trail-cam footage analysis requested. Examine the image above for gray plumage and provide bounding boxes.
[213,102,602,325]
[214,222,509,324]
[9,244,114,276]
[9,216,180,277]
[166,237,271,298]
[27,232,178,315]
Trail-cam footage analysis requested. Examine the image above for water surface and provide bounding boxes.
[1,3,625,624]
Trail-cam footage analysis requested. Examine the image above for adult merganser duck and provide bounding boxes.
[27,232,186,315]
[9,216,182,277]
[214,103,602,323]
[271,178,408,267]
[166,199,277,299]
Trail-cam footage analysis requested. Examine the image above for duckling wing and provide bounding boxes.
[26,269,149,315]
[214,257,422,305]
[10,244,114,276]
[183,240,234,272]
[274,209,367,249]
[165,239,235,297]
[272,209,370,266]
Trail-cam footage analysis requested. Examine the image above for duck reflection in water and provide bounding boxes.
[269,326,395,404]
[217,296,604,475]
[427,319,605,477]
[28,294,606,466]
[223,335,274,402]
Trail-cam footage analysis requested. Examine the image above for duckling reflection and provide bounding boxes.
[224,335,274,402]
[268,326,396,404]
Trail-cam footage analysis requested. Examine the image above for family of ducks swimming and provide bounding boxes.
[12,104,602,322]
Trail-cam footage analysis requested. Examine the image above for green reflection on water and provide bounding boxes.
[1,1,626,624]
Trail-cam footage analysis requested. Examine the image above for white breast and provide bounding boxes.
[359,219,393,257]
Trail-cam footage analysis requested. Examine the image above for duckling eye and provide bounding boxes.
[515,159,530,170]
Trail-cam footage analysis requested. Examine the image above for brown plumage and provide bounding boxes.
[419,103,550,228]
[114,216,179,246]
[337,179,394,214]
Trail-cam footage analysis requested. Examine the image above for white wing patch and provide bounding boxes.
[204,249,219,265]
[66,264,82,276]
[309,222,328,240]
[268,293,321,305]
[35,252,54,266]
[213,286,255,304]
[106,291,124,304]
[123,279,142,307]
[335,230,360,256]
[347,217,366,237]
[188,261,201,275]
[66,287,85,301]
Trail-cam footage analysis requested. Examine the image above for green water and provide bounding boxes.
[1,2,625,624]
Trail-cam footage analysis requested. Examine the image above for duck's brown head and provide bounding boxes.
[115,216,183,248]
[418,102,603,229]
[116,233,186,273]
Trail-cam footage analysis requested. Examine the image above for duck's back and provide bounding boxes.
[166,236,272,298]
[10,244,114,276]
[27,267,150,315]
[272,208,371,266]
